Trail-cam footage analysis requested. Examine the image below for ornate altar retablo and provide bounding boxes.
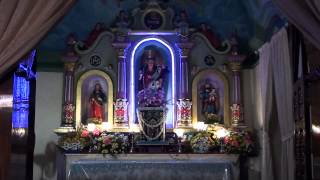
[137,107,167,142]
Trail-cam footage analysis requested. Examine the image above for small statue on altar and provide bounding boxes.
[199,80,220,124]
[65,33,78,57]
[114,10,131,41]
[174,10,189,36]
[229,31,240,55]
[115,10,130,29]
[89,82,107,124]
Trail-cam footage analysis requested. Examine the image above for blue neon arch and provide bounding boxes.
[130,37,176,127]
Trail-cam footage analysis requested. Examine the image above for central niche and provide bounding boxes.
[130,38,176,128]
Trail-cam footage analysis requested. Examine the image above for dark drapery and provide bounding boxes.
[0,0,77,78]
[273,0,320,49]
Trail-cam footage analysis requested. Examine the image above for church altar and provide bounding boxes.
[57,152,239,180]
[53,1,256,180]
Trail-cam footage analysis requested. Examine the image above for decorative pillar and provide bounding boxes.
[112,42,130,128]
[176,42,193,128]
[54,54,78,135]
[227,38,246,127]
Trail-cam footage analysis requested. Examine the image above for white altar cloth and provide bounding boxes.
[57,153,239,180]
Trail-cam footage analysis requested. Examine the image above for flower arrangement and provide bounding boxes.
[137,88,166,107]
[58,127,88,151]
[96,133,129,154]
[58,126,129,154]
[185,126,256,155]
[205,113,220,124]
[189,132,219,153]
[223,129,255,154]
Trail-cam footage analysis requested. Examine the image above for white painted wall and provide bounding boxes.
[242,69,261,180]
[33,72,63,180]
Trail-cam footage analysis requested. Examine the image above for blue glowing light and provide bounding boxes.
[130,37,176,126]
[128,31,177,36]
[12,75,30,128]
[12,50,36,129]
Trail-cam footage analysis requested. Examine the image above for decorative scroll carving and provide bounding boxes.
[191,33,231,55]
[74,31,115,55]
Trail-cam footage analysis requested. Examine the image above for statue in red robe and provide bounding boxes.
[89,82,106,124]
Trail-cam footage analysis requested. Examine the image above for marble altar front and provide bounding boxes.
[57,152,239,180]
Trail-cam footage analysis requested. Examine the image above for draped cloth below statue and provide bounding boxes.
[136,107,166,142]
[63,154,239,180]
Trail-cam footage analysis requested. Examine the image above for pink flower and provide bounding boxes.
[245,138,252,145]
[224,137,229,144]
[103,137,112,145]
[93,128,100,137]
[81,130,89,137]
[231,140,239,147]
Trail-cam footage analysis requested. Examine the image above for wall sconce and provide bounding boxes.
[215,127,229,139]
[0,95,13,108]
[87,123,96,132]
[196,122,208,131]
[312,124,320,134]
[12,128,26,137]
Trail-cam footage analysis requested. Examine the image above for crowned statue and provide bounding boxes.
[136,47,168,142]
[137,48,168,107]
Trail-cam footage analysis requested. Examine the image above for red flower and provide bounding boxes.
[81,130,89,137]
[231,140,239,147]
[224,136,229,144]
[116,109,124,116]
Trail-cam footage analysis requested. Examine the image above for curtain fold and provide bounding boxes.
[256,42,274,180]
[0,0,77,77]
[257,27,295,180]
[273,0,320,49]
[270,28,295,180]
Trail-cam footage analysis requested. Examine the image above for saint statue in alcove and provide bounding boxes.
[199,80,220,124]
[88,82,106,124]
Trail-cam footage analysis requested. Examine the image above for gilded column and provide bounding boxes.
[112,42,130,128]
[176,42,193,128]
[227,37,246,127]
[62,56,78,126]
[54,55,78,136]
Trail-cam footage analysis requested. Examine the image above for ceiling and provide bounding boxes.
[37,0,285,52]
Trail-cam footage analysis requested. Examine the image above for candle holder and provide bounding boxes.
[178,137,182,153]
[219,138,225,153]
[174,129,184,153]
[130,133,135,153]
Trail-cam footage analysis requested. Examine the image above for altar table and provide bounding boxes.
[57,153,239,180]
